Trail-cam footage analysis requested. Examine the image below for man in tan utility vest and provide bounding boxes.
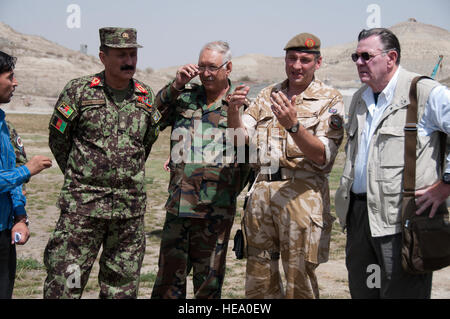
[335,28,450,298]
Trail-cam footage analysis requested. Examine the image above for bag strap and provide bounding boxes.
[403,76,445,196]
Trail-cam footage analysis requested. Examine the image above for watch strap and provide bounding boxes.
[287,121,300,133]
[443,173,450,184]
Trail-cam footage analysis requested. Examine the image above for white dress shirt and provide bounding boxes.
[352,67,450,194]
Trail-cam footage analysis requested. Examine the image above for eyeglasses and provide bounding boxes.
[351,50,391,62]
[198,61,228,72]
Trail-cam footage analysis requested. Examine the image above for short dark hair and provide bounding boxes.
[358,28,401,65]
[312,52,321,62]
[285,50,321,62]
[99,45,110,54]
[0,51,17,74]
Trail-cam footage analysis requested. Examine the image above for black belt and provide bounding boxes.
[351,192,367,201]
[262,170,283,181]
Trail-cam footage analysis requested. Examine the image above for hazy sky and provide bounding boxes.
[1,0,449,70]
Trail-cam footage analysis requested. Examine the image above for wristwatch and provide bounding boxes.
[442,173,450,184]
[286,121,300,133]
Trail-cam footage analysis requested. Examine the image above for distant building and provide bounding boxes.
[80,44,87,54]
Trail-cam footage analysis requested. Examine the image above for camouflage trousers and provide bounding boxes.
[43,212,145,299]
[243,179,334,299]
[151,207,235,299]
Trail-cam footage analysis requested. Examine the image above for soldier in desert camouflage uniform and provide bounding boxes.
[227,33,344,298]
[43,27,161,299]
[151,41,250,299]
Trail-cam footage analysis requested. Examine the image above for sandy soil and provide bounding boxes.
[11,123,450,299]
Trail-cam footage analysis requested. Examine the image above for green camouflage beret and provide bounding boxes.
[99,27,143,48]
[284,33,321,53]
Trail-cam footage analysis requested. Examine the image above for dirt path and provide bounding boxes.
[9,120,450,299]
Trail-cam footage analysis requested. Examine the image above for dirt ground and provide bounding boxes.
[6,112,450,300]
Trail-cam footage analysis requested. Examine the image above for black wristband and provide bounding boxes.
[442,173,450,184]
[286,121,300,133]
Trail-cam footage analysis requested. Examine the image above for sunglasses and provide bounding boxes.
[351,50,391,62]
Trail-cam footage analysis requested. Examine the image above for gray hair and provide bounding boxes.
[358,28,401,65]
[200,41,232,66]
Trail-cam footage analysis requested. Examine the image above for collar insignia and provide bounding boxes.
[90,77,101,88]
[135,83,148,94]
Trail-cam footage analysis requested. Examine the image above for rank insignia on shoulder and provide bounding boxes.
[90,77,101,88]
[50,114,68,134]
[329,114,343,130]
[135,83,148,94]
[57,102,75,119]
[152,109,162,124]
[137,96,153,109]
[184,83,199,90]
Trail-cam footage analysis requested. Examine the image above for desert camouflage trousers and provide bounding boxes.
[151,206,235,299]
[243,178,334,299]
[43,212,145,299]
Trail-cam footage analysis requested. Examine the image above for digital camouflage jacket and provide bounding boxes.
[49,71,161,219]
[6,121,27,167]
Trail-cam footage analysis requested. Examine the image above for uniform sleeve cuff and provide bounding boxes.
[165,80,184,101]
[312,137,331,169]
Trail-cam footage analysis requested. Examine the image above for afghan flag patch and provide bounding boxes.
[57,102,75,118]
[51,115,68,134]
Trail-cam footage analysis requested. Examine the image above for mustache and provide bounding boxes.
[120,65,135,71]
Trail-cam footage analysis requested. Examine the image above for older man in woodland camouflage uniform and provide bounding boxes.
[227,33,344,298]
[151,41,249,299]
[43,27,161,299]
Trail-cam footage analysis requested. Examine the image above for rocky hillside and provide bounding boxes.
[316,18,450,88]
[149,19,450,90]
[0,22,166,109]
[0,19,448,110]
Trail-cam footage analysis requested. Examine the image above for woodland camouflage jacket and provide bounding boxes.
[155,80,250,218]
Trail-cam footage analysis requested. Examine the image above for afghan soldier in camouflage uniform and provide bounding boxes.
[227,33,345,298]
[7,121,27,166]
[151,41,249,299]
[6,121,28,193]
[43,28,161,299]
